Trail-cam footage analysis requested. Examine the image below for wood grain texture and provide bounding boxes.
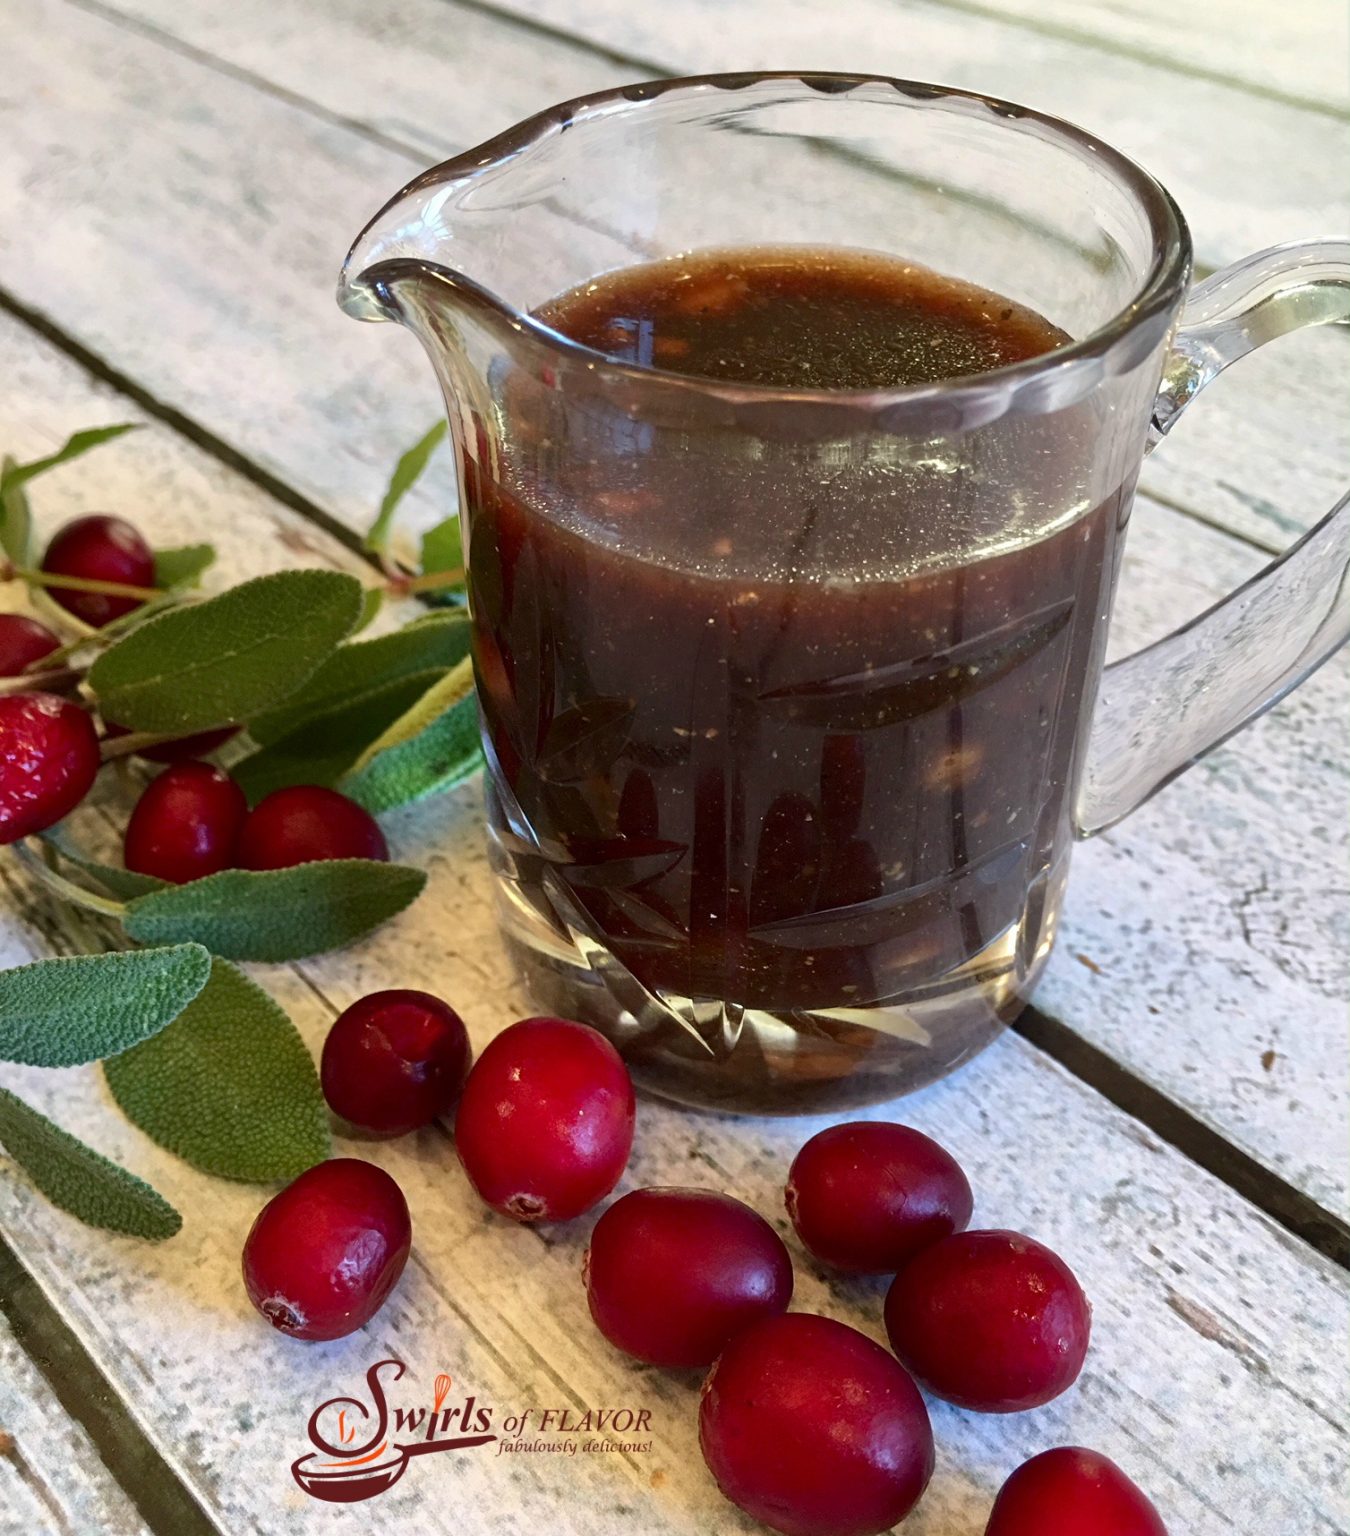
[6,0,1349,1212]
[450,0,1350,267]
[4,0,1347,559]
[920,0,1350,112]
[1058,513,1350,1218]
[2,1,1348,1526]
[0,312,1347,1535]
[0,1315,152,1536]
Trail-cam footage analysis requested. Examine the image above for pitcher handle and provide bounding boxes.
[1076,240,1350,836]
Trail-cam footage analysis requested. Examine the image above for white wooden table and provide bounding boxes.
[1,2,1347,1532]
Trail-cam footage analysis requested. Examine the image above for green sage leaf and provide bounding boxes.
[349,656,474,769]
[246,611,471,745]
[0,424,139,495]
[365,421,447,555]
[0,1086,180,1239]
[0,455,33,565]
[353,585,384,633]
[416,517,466,607]
[232,670,444,804]
[153,543,214,590]
[39,824,167,901]
[342,659,481,813]
[88,569,363,733]
[420,514,462,577]
[0,944,211,1067]
[103,958,328,1183]
[120,860,426,961]
[420,513,460,574]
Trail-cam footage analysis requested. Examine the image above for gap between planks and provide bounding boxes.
[0,286,376,572]
[451,0,1348,122]
[0,1238,224,1536]
[0,229,1345,1277]
[884,0,1349,121]
[60,0,1234,285]
[1011,1007,1350,1269]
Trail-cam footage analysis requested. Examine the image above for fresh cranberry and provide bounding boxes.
[885,1230,1091,1412]
[236,785,388,869]
[455,1017,634,1223]
[104,720,239,763]
[785,1121,973,1274]
[321,989,472,1137]
[241,1159,411,1341]
[585,1188,792,1367]
[40,515,155,626]
[699,1313,933,1536]
[985,1448,1169,1535]
[0,614,61,676]
[123,761,247,885]
[0,693,100,844]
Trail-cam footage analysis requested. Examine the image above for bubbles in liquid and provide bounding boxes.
[535,245,1068,389]
[515,245,1083,585]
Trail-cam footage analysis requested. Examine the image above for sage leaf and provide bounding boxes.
[88,569,363,733]
[39,824,167,901]
[416,517,466,607]
[103,958,328,1183]
[246,612,471,746]
[121,860,427,961]
[365,421,447,555]
[0,944,211,1067]
[420,514,462,577]
[0,1087,180,1239]
[342,659,481,813]
[0,424,139,495]
[233,670,444,804]
[0,455,32,565]
[153,543,214,590]
[349,656,475,770]
[354,585,384,633]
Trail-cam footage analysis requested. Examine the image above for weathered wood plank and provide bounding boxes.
[5,0,1349,1213]
[0,312,1347,1535]
[1057,508,1350,1219]
[0,1313,152,1536]
[6,0,1348,560]
[450,0,1350,267]
[923,0,1349,113]
[1140,322,1350,555]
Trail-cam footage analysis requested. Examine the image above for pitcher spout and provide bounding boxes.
[336,81,642,332]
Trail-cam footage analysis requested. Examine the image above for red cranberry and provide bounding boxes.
[456,1017,634,1223]
[241,1158,411,1341]
[104,720,239,763]
[40,515,155,626]
[237,785,388,869]
[885,1230,1091,1412]
[0,693,100,844]
[585,1188,793,1367]
[985,1448,1169,1535]
[700,1313,933,1536]
[123,761,247,885]
[0,614,61,676]
[786,1121,973,1274]
[321,989,471,1137]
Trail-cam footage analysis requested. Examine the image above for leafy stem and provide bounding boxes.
[387,565,465,597]
[9,840,129,920]
[99,727,201,762]
[3,561,164,604]
[0,664,84,695]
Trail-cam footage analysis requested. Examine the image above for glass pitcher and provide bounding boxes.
[340,73,1349,1114]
